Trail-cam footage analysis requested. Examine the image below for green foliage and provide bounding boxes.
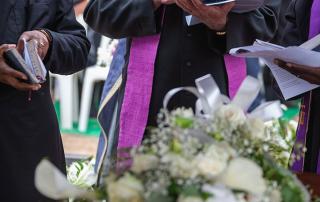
[175,117,194,129]
[146,192,174,202]
[209,132,224,141]
[168,181,212,200]
[257,155,307,202]
[170,138,183,153]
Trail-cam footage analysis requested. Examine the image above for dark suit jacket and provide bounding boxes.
[0,0,90,201]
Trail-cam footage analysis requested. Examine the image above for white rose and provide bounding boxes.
[108,174,144,202]
[196,157,227,180]
[162,154,198,178]
[195,144,232,180]
[246,118,265,140]
[203,184,237,202]
[67,159,97,188]
[178,196,204,202]
[215,105,246,128]
[218,158,266,195]
[130,154,159,174]
[269,189,281,202]
[206,143,236,160]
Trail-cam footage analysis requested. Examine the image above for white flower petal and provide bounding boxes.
[35,159,94,200]
[218,158,266,195]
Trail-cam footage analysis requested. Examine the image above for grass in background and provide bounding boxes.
[54,101,101,137]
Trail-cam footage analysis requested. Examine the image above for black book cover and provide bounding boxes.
[3,49,39,84]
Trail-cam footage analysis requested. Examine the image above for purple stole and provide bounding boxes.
[116,15,246,168]
[291,0,320,174]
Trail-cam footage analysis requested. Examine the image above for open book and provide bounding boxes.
[229,34,320,100]
[186,0,264,26]
[4,40,47,84]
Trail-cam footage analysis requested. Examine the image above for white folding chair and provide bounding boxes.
[78,37,118,132]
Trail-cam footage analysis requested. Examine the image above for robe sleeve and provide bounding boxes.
[226,0,281,50]
[45,0,90,75]
[280,0,305,46]
[83,0,159,38]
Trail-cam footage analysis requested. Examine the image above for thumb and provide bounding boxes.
[16,38,25,54]
[222,2,235,13]
[0,44,16,55]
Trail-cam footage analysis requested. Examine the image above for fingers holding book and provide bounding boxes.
[17,30,50,60]
[0,44,41,91]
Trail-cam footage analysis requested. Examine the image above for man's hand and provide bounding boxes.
[17,30,50,60]
[0,44,41,91]
[274,59,320,85]
[153,0,175,10]
[176,0,235,30]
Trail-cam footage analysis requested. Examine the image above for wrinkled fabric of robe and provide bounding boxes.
[0,0,90,201]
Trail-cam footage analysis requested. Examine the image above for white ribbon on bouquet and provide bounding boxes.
[164,74,283,121]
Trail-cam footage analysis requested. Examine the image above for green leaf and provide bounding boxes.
[146,192,174,202]
[168,181,182,197]
[209,132,224,141]
[175,117,193,129]
[181,185,201,197]
[170,139,182,154]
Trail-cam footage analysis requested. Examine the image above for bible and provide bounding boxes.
[4,40,47,84]
[186,0,264,26]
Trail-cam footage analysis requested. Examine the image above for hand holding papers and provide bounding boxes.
[180,0,234,29]
[186,0,264,26]
[229,34,320,100]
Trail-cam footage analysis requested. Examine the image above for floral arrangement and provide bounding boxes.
[93,107,308,202]
[35,75,310,202]
[35,106,309,202]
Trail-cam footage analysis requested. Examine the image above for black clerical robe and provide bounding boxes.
[0,0,90,201]
[281,0,320,173]
[84,0,280,176]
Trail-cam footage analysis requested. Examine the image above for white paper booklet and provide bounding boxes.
[186,0,264,26]
[229,35,320,100]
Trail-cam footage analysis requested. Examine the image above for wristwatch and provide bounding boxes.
[37,29,53,45]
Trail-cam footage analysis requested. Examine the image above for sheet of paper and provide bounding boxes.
[263,58,318,100]
[186,0,264,26]
[203,0,235,6]
[229,39,320,100]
